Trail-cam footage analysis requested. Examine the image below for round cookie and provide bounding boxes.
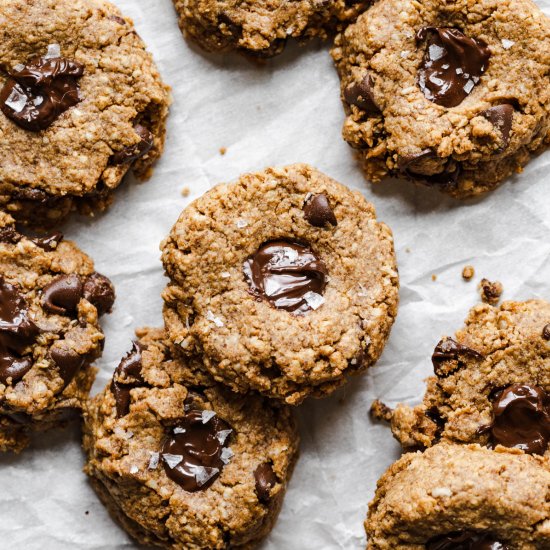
[0,0,170,227]
[83,328,299,549]
[331,0,550,198]
[0,212,114,452]
[373,300,550,456]
[173,0,369,57]
[161,164,399,405]
[367,444,550,549]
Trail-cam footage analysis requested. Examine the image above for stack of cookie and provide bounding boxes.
[84,162,399,548]
[370,301,550,548]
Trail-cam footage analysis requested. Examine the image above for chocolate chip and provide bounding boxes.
[42,274,83,316]
[303,194,337,228]
[417,27,491,108]
[254,462,278,503]
[110,124,154,165]
[427,531,508,549]
[83,272,115,315]
[0,278,40,385]
[111,341,145,418]
[343,73,380,114]
[481,104,514,148]
[490,383,550,455]
[432,337,483,376]
[50,347,85,387]
[0,55,84,131]
[161,409,232,492]
[398,150,461,188]
[542,324,550,340]
[31,231,64,251]
[243,240,328,314]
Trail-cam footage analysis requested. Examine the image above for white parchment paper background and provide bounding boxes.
[1,0,550,548]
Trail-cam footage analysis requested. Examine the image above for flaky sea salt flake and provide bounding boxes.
[201,410,216,424]
[5,89,27,113]
[221,271,231,278]
[206,310,224,327]
[303,291,324,310]
[501,39,515,50]
[236,219,248,229]
[216,429,232,444]
[148,452,160,470]
[431,487,452,497]
[162,453,183,469]
[190,465,219,486]
[220,447,234,464]
[130,465,139,474]
[173,427,186,434]
[45,43,61,58]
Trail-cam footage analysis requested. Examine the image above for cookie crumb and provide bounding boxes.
[479,278,503,305]
[219,147,227,155]
[181,186,190,197]
[462,265,475,280]
[431,274,437,282]
[370,400,393,422]
[85,511,89,515]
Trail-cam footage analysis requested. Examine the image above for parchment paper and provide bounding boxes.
[1,0,550,548]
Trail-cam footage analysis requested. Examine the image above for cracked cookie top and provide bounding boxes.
[172,0,370,57]
[332,0,550,198]
[0,211,114,452]
[161,164,399,404]
[367,444,550,549]
[0,0,170,226]
[83,327,298,549]
[377,300,550,457]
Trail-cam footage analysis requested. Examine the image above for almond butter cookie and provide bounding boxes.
[0,0,170,227]
[83,328,298,549]
[161,164,399,405]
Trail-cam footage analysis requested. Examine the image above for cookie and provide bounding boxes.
[374,300,550,455]
[367,444,550,549]
[331,0,550,198]
[161,164,399,405]
[173,0,369,57]
[83,328,299,549]
[0,212,114,452]
[0,0,171,227]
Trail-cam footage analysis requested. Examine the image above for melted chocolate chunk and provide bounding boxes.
[110,124,154,165]
[162,409,232,492]
[0,226,21,245]
[0,278,39,385]
[343,73,380,113]
[83,272,115,315]
[542,324,550,340]
[427,532,507,549]
[481,104,514,148]
[254,462,278,503]
[490,384,550,455]
[42,275,83,316]
[50,347,85,387]
[31,232,64,251]
[243,240,328,314]
[398,150,461,188]
[303,194,337,228]
[417,27,491,108]
[432,337,483,376]
[111,342,145,418]
[0,54,84,131]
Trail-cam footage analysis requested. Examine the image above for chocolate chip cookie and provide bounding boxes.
[0,0,171,227]
[374,300,550,456]
[83,328,299,549]
[367,444,550,549]
[161,164,399,405]
[0,212,114,452]
[173,0,369,57]
[332,0,550,198]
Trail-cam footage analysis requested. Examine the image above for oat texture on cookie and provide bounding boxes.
[83,328,299,549]
[0,212,114,452]
[366,444,550,549]
[373,300,550,456]
[0,0,170,227]
[332,0,550,198]
[172,0,370,57]
[161,164,399,405]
